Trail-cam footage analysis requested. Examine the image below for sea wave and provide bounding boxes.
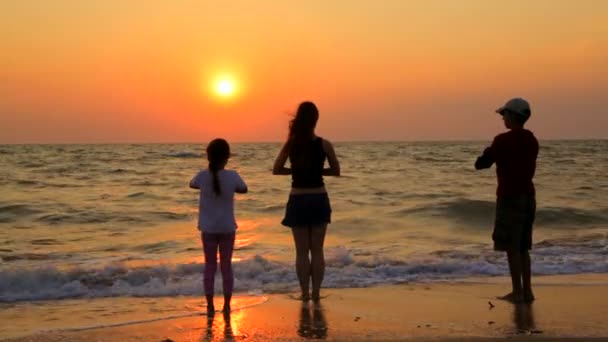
[33,210,189,225]
[536,207,608,226]
[412,155,465,163]
[165,152,201,158]
[35,213,112,225]
[0,204,42,223]
[1,200,192,225]
[397,198,608,228]
[1,252,67,262]
[1,239,606,302]
[14,180,85,188]
[125,192,169,201]
[395,198,494,225]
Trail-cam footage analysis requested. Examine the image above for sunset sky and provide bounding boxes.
[1,0,607,143]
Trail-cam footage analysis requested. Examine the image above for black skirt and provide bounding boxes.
[281,193,332,228]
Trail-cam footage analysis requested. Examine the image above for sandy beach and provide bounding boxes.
[2,274,608,341]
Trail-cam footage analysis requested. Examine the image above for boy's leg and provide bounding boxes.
[292,227,312,300]
[523,197,536,302]
[508,250,523,294]
[218,232,236,311]
[522,250,534,302]
[495,197,529,303]
[501,249,523,302]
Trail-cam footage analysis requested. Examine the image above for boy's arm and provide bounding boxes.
[475,140,497,170]
[272,143,292,175]
[475,152,493,170]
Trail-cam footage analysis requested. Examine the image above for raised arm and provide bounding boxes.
[272,142,292,175]
[322,139,340,176]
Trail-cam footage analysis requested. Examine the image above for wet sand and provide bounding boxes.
[3,274,608,341]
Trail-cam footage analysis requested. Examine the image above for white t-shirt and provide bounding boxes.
[190,169,247,233]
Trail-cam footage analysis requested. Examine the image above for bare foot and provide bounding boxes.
[497,292,524,303]
[222,304,231,313]
[301,293,310,302]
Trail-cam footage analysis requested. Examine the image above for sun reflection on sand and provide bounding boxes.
[199,307,248,340]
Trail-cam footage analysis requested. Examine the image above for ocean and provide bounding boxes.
[1,141,607,337]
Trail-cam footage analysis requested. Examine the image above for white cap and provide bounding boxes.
[496,97,531,120]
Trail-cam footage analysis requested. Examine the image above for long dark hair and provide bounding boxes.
[287,101,319,158]
[206,138,230,196]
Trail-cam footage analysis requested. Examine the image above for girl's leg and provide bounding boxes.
[291,227,312,300]
[218,232,236,311]
[310,225,327,302]
[202,232,219,313]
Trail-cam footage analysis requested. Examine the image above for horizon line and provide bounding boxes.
[1,137,607,146]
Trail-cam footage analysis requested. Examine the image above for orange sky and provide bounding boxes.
[1,0,607,143]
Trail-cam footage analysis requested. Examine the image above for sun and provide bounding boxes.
[213,77,237,98]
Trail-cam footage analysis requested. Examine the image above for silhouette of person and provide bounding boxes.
[273,101,340,302]
[475,98,538,303]
[190,139,248,314]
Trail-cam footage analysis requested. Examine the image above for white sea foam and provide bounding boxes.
[1,242,607,302]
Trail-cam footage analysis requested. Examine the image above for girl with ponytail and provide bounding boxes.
[273,101,341,302]
[190,138,248,315]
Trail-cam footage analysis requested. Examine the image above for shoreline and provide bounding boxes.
[2,274,608,341]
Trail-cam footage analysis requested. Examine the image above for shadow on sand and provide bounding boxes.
[298,301,328,339]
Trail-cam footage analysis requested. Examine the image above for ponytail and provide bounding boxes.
[209,161,221,196]
[206,138,231,197]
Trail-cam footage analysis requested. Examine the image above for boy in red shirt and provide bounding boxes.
[475,98,539,303]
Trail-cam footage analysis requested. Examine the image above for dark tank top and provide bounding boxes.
[289,137,326,188]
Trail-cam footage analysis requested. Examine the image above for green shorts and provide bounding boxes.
[493,196,536,252]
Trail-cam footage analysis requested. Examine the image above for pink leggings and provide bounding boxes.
[201,231,235,296]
